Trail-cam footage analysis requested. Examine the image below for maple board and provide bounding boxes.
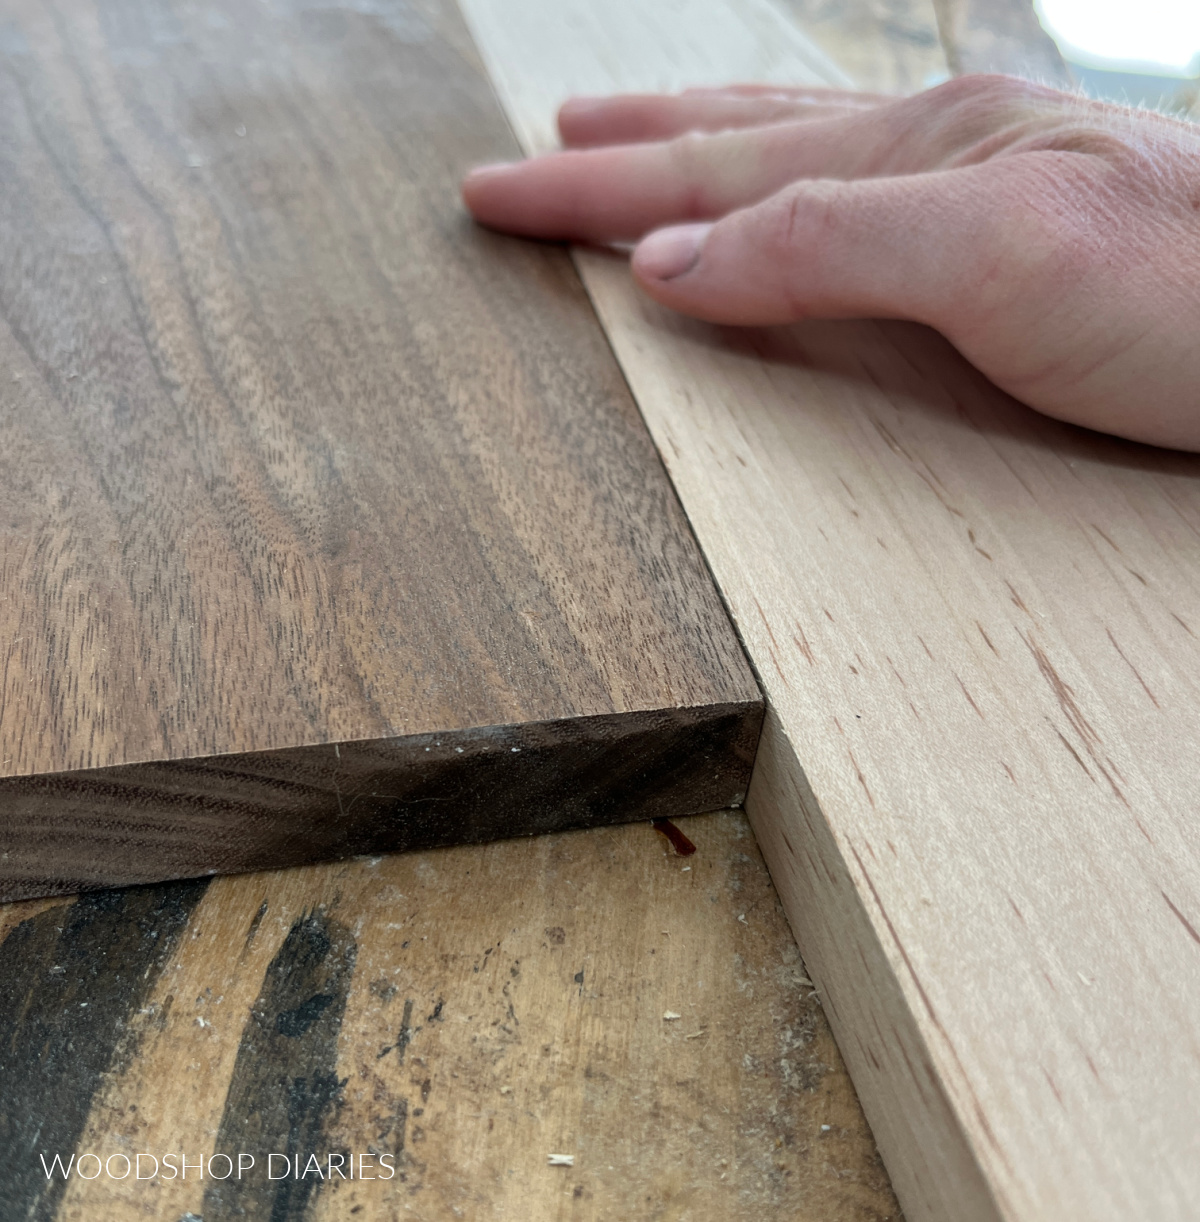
[458,1,1200,1218]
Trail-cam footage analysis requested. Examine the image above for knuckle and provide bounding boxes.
[927,73,1044,110]
[762,183,847,310]
[1016,117,1195,199]
[666,131,720,218]
[937,74,1052,126]
[666,130,714,178]
[885,74,1065,170]
[770,181,843,248]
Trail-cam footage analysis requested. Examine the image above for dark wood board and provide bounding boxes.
[0,0,761,899]
[0,704,758,900]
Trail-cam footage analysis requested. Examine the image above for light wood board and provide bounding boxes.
[458,2,1200,1219]
[0,0,760,900]
[778,0,947,95]
[0,811,901,1222]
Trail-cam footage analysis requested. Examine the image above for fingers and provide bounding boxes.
[463,126,794,242]
[629,165,1015,331]
[558,87,885,148]
[680,84,888,100]
[463,114,912,243]
[462,76,1066,245]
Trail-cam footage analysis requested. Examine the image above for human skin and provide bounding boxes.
[461,76,1200,452]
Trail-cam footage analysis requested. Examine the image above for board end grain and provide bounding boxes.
[0,701,762,901]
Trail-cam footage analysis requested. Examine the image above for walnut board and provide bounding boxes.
[458,2,1200,1220]
[0,811,902,1222]
[0,0,761,900]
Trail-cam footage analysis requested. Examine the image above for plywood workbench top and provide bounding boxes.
[0,813,903,1222]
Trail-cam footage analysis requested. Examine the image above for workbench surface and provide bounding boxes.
[0,813,900,1221]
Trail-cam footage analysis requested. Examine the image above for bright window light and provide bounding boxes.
[1035,0,1200,72]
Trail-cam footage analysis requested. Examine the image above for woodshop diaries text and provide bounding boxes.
[38,1151,396,1181]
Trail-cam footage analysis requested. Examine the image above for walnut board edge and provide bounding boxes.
[0,699,762,901]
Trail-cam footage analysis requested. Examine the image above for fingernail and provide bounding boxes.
[559,96,607,117]
[464,161,518,182]
[635,223,711,281]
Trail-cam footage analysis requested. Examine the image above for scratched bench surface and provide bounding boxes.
[0,812,901,1222]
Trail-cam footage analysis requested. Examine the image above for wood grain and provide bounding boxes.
[459,3,1200,1220]
[0,704,758,901]
[0,812,902,1222]
[0,0,760,899]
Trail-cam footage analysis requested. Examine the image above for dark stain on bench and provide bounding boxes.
[204,910,357,1221]
[0,879,208,1222]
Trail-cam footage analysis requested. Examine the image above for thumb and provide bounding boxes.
[630,167,1016,329]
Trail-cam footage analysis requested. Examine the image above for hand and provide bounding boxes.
[462,77,1200,451]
